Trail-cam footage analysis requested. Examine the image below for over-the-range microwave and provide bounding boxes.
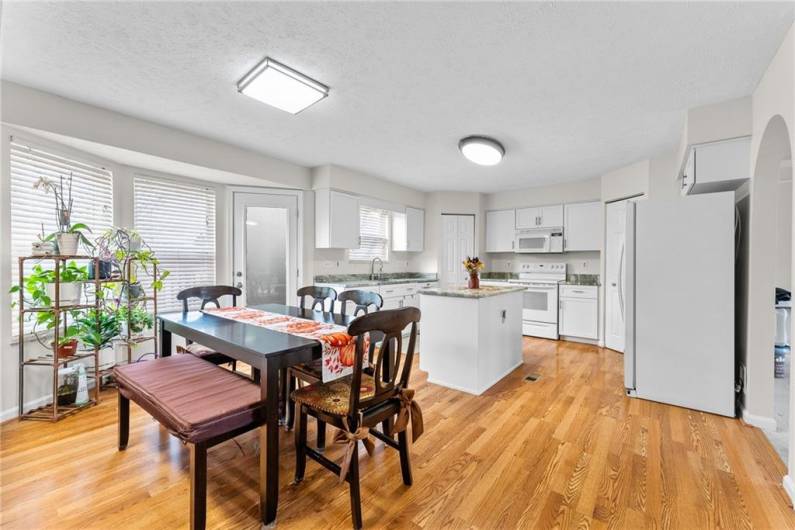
[514,228,564,253]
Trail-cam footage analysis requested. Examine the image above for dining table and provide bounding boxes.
[157,303,355,527]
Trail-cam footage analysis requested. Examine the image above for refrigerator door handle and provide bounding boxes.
[624,202,637,393]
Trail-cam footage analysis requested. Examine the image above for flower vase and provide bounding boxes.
[468,273,480,289]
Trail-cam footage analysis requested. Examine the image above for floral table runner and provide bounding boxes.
[202,307,366,382]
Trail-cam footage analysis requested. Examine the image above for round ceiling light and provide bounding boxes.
[458,135,505,166]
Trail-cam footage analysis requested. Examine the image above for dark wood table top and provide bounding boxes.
[156,303,355,359]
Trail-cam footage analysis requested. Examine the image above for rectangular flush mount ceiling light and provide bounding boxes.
[237,57,329,114]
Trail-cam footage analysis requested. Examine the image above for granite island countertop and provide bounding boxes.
[419,285,527,299]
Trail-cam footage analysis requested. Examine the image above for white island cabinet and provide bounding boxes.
[419,285,525,395]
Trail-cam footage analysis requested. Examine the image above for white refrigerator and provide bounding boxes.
[624,192,735,417]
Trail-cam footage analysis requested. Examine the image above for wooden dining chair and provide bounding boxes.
[291,307,423,529]
[338,290,383,317]
[175,286,242,368]
[297,285,337,312]
[285,289,383,443]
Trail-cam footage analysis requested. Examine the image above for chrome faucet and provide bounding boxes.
[370,257,384,281]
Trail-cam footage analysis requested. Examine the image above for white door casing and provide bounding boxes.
[232,191,299,307]
[441,214,475,286]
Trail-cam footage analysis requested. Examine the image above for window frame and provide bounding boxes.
[8,133,117,340]
[347,205,392,263]
[133,172,218,314]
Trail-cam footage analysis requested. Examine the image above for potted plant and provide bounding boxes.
[463,256,485,289]
[117,305,154,337]
[33,174,94,256]
[54,326,80,359]
[31,224,56,256]
[77,309,120,351]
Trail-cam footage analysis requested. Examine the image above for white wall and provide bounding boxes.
[777,179,793,290]
[601,160,650,202]
[744,22,795,436]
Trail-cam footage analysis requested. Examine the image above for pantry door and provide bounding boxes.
[440,214,475,286]
[232,191,300,306]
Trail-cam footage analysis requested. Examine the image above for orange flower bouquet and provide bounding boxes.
[463,256,485,289]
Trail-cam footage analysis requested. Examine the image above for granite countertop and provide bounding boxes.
[419,285,527,299]
[314,272,438,287]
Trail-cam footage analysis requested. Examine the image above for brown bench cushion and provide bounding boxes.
[114,355,264,443]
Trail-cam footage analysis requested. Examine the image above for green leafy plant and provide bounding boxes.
[117,305,154,335]
[77,309,120,350]
[9,262,87,346]
[94,227,169,292]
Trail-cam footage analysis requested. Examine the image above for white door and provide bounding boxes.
[233,191,299,306]
[515,207,538,229]
[486,209,515,252]
[605,200,627,352]
[441,214,475,285]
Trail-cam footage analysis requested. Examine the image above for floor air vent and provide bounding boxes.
[525,374,541,382]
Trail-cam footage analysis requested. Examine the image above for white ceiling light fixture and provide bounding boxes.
[237,57,329,114]
[458,136,505,166]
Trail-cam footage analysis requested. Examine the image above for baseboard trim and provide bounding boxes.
[740,407,778,431]
[0,394,52,423]
[783,475,795,507]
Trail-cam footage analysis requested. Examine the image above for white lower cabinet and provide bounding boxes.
[558,285,598,340]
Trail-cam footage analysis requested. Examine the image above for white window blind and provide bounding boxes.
[10,137,114,336]
[348,206,390,262]
[134,175,216,312]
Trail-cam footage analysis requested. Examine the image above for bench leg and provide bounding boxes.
[118,392,129,450]
[189,442,208,530]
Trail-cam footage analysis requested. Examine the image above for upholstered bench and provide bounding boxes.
[114,354,265,530]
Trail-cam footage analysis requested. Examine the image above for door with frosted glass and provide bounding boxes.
[233,192,299,306]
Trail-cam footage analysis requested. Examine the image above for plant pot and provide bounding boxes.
[54,339,79,359]
[46,282,83,306]
[57,387,77,406]
[468,273,480,289]
[121,282,145,301]
[88,260,113,279]
[56,232,79,256]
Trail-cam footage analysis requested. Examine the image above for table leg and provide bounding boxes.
[259,359,280,526]
[159,321,172,357]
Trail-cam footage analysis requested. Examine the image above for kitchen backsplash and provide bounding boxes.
[313,248,424,275]
[486,251,600,275]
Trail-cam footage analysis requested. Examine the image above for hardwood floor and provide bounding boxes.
[2,338,793,529]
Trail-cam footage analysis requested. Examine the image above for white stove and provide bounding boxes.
[509,263,566,339]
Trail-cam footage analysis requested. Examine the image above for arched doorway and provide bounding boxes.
[747,115,793,463]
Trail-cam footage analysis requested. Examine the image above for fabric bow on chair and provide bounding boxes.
[333,416,375,483]
[389,388,424,443]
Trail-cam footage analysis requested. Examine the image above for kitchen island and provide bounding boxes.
[419,285,525,395]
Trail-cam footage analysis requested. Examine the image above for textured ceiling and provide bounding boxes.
[1,2,793,192]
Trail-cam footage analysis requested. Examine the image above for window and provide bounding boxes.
[134,175,216,313]
[348,206,390,262]
[10,137,114,336]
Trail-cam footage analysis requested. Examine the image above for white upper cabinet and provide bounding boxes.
[516,204,564,229]
[406,207,424,252]
[485,209,515,252]
[564,201,602,251]
[392,207,424,252]
[315,189,360,248]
